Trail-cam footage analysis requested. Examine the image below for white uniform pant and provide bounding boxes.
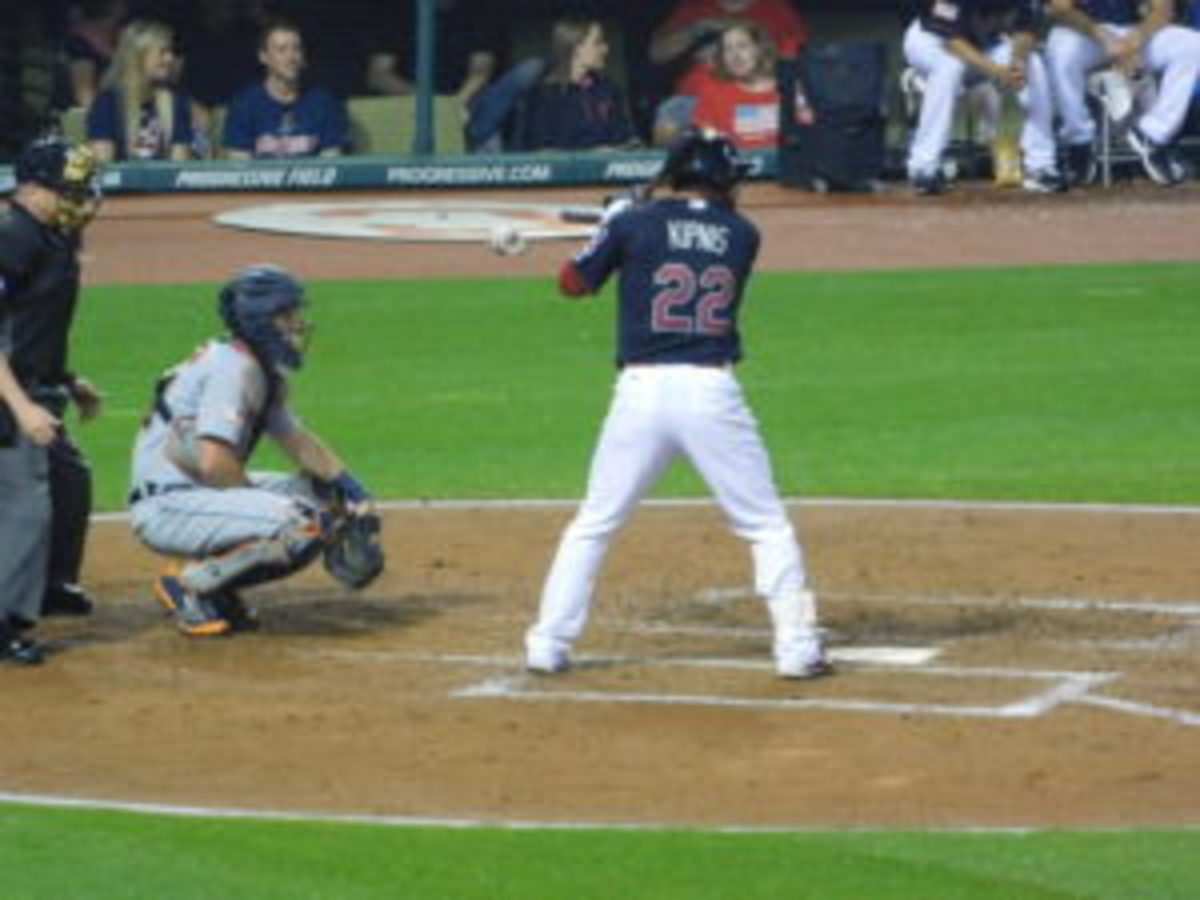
[1046,24,1200,146]
[130,473,318,561]
[526,365,811,659]
[904,20,1058,177]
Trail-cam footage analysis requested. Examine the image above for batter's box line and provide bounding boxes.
[692,587,1200,619]
[448,660,1117,719]
[452,667,1118,720]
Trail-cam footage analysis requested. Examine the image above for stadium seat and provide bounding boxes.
[348,94,464,156]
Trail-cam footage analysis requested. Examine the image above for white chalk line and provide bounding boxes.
[90,495,1200,523]
[693,586,1200,618]
[9,790,1166,835]
[1076,695,1200,727]
[451,668,1118,720]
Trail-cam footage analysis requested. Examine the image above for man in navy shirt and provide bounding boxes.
[1046,0,1200,185]
[222,18,348,160]
[524,128,831,680]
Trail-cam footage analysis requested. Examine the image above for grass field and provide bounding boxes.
[8,261,1195,896]
[74,260,1200,510]
[2,802,1198,899]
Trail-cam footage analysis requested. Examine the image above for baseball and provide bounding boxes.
[488,224,528,256]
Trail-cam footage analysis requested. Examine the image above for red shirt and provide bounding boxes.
[691,70,780,148]
[660,0,808,93]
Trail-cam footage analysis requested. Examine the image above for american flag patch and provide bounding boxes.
[933,1,960,20]
[733,103,778,140]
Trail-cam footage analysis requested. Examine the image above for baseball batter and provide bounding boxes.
[524,128,831,680]
[129,264,381,636]
[905,0,1064,194]
[1046,0,1200,186]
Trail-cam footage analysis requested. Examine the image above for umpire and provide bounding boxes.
[0,136,103,665]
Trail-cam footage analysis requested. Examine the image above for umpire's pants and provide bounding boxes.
[0,435,51,626]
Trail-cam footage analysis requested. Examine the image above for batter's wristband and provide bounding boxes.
[333,471,371,504]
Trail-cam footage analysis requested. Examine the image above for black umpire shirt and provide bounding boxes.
[0,201,81,390]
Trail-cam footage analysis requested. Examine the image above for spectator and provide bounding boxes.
[648,0,809,145]
[512,17,636,152]
[86,18,193,161]
[63,0,129,108]
[691,20,788,149]
[221,18,348,159]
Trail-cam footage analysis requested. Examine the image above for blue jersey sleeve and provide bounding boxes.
[222,85,257,152]
[86,90,121,142]
[571,211,628,292]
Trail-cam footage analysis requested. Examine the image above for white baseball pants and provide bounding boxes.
[904,20,1059,177]
[1046,24,1200,146]
[526,364,815,663]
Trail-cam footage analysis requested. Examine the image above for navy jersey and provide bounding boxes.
[571,197,760,367]
[223,82,348,158]
[1074,0,1140,24]
[921,0,1038,47]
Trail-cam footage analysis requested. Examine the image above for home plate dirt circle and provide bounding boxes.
[213,199,599,242]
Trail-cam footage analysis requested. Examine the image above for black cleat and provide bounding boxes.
[42,583,95,617]
[1,623,46,666]
[210,589,261,632]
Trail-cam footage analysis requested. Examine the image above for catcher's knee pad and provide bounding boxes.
[179,505,324,593]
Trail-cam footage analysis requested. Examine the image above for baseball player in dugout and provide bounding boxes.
[0,136,104,667]
[905,0,1066,195]
[524,127,831,680]
[1046,0,1200,186]
[128,264,383,637]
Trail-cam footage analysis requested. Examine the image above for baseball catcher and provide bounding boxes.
[128,264,384,637]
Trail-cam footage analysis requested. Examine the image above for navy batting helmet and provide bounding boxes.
[14,136,102,230]
[218,265,308,371]
[659,127,753,194]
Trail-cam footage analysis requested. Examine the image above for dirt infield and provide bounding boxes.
[4,181,1198,828]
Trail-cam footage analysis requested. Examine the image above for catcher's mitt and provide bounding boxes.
[324,513,385,589]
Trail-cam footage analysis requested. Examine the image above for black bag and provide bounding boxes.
[777,42,888,193]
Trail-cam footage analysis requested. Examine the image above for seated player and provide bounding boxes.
[1045,0,1200,186]
[904,0,1065,194]
[128,265,382,636]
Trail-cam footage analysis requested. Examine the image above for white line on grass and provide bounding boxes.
[90,495,1200,523]
[5,790,1151,834]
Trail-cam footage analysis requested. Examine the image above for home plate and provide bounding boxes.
[213,199,596,242]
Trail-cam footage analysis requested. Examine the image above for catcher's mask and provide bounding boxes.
[218,264,311,371]
[15,136,103,232]
[660,126,752,196]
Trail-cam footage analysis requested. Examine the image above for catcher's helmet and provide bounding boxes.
[14,135,102,230]
[659,127,753,194]
[218,264,308,371]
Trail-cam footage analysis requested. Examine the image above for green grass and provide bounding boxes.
[12,261,1198,893]
[73,261,1199,510]
[2,803,1197,899]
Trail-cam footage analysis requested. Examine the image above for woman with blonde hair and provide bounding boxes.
[86,19,194,161]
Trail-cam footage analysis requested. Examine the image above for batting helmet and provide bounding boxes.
[218,264,309,371]
[14,136,102,230]
[659,127,752,195]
